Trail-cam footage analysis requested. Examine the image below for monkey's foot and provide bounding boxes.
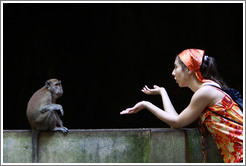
[53,127,68,133]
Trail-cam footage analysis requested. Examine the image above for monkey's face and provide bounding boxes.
[50,81,63,99]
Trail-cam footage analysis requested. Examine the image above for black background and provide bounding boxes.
[3,3,243,130]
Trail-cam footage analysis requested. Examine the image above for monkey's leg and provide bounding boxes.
[32,130,39,163]
[53,112,68,133]
[53,126,68,133]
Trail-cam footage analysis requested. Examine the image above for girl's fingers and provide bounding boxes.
[120,108,134,114]
[120,110,129,114]
[145,85,150,90]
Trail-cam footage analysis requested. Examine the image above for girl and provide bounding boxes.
[120,49,243,163]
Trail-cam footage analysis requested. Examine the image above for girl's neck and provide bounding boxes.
[187,76,204,92]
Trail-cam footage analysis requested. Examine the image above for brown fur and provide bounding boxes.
[26,79,68,162]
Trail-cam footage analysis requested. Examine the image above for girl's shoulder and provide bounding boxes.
[194,85,215,99]
[194,83,224,106]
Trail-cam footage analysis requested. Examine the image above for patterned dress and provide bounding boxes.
[199,86,243,163]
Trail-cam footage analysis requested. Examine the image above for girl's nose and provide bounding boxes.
[172,69,175,76]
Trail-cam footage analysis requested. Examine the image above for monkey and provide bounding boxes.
[26,78,68,163]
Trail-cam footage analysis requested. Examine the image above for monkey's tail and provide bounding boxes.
[32,130,39,163]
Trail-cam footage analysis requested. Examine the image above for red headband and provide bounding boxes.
[178,49,205,82]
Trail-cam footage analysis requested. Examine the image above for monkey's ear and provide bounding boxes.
[45,80,51,89]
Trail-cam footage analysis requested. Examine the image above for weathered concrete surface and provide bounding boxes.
[3,130,32,163]
[150,129,186,163]
[3,128,223,163]
[38,129,150,163]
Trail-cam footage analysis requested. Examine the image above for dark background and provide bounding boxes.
[3,3,243,130]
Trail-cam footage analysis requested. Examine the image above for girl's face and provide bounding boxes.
[172,57,190,87]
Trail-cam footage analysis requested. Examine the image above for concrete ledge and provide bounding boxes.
[3,128,223,163]
[150,129,186,163]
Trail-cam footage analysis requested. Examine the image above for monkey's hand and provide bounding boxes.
[56,105,64,116]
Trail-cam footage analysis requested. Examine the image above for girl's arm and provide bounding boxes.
[142,85,177,116]
[121,86,213,128]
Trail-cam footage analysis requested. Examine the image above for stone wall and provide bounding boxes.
[3,128,223,163]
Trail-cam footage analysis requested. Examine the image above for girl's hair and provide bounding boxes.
[177,56,228,89]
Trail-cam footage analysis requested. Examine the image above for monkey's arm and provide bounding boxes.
[40,104,64,116]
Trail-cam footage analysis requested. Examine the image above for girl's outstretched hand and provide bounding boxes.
[141,85,164,95]
[120,101,146,115]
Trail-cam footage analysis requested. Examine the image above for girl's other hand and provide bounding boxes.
[141,85,164,95]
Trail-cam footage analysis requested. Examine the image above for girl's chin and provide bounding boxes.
[175,80,185,87]
[177,82,185,88]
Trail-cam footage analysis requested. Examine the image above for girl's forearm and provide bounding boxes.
[160,89,178,116]
[143,101,179,128]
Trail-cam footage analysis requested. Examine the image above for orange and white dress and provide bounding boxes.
[199,86,243,163]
